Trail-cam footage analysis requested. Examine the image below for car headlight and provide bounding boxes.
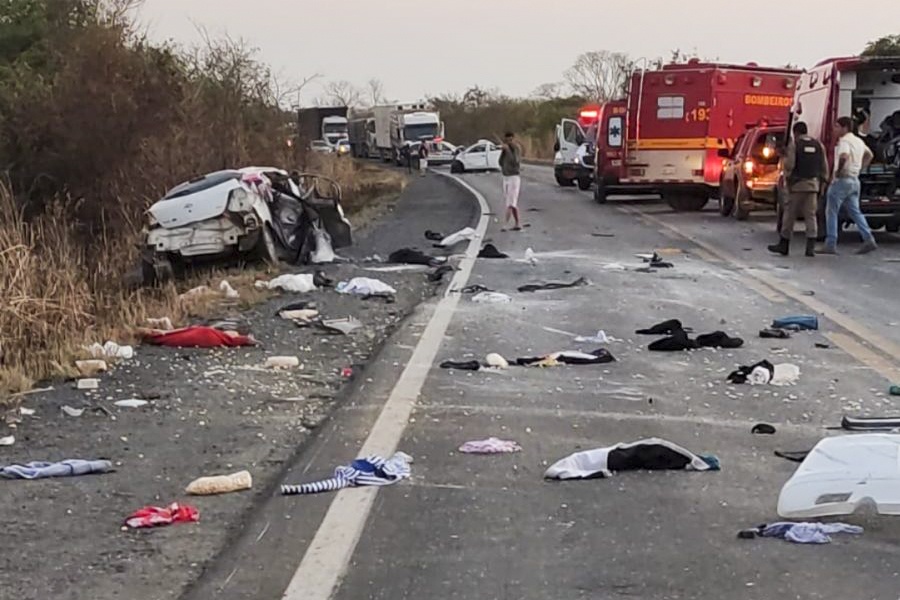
[227,188,252,213]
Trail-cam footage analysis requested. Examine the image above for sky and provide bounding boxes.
[137,0,897,106]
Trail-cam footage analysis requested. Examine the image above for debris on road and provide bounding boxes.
[574,330,613,344]
[649,329,697,352]
[255,274,317,293]
[477,244,509,259]
[695,331,744,349]
[85,341,134,360]
[0,459,113,480]
[636,319,685,335]
[889,385,900,396]
[428,265,455,283]
[61,406,85,418]
[0,436,15,447]
[545,438,719,480]
[517,277,588,293]
[760,328,791,339]
[143,326,256,348]
[424,229,444,242]
[219,280,240,299]
[336,277,397,296]
[772,315,819,331]
[751,423,777,435]
[435,227,476,248]
[125,502,200,529]
[778,434,900,518]
[440,360,481,371]
[637,252,674,268]
[146,317,174,331]
[524,248,538,266]
[185,470,252,495]
[471,291,511,304]
[19,407,35,417]
[265,356,301,370]
[281,452,412,495]
[459,284,491,294]
[518,348,615,367]
[114,399,149,409]
[319,317,363,335]
[738,522,863,544]
[388,248,445,266]
[76,378,100,390]
[774,450,810,463]
[459,438,522,454]
[75,360,108,377]
[728,362,799,386]
[485,353,509,369]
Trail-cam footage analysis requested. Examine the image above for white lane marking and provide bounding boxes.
[282,173,490,600]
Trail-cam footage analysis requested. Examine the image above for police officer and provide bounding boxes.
[768,121,829,257]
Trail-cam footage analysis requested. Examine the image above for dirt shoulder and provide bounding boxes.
[0,173,477,600]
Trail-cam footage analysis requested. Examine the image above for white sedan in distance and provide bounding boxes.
[450,140,502,173]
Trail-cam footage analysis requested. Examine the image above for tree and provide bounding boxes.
[366,78,387,106]
[531,82,564,100]
[319,79,362,107]
[862,34,900,56]
[564,51,633,103]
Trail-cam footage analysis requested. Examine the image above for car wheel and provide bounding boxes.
[594,180,608,204]
[734,188,750,220]
[666,193,709,212]
[720,192,735,217]
[555,175,575,187]
[887,223,900,233]
[577,177,592,191]
[450,161,464,174]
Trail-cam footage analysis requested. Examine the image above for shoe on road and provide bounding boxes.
[767,237,790,256]
[817,245,837,255]
[856,240,878,255]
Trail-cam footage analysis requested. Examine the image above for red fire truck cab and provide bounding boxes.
[788,56,900,235]
[593,60,800,211]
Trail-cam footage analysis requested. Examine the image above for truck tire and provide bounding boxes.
[577,177,592,191]
[666,194,709,212]
[555,175,575,187]
[594,180,607,204]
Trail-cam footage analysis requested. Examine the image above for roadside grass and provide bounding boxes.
[0,162,405,406]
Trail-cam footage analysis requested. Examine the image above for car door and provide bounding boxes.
[464,143,486,170]
[558,118,586,164]
[485,143,502,170]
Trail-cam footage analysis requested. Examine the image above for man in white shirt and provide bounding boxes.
[822,116,876,254]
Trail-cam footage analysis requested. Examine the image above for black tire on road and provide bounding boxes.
[720,192,735,217]
[555,175,575,187]
[577,177,592,191]
[734,188,750,220]
[450,161,464,174]
[594,180,608,204]
[666,194,709,212]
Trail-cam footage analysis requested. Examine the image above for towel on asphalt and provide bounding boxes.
[459,438,522,454]
[281,452,412,495]
[741,522,863,544]
[0,459,113,480]
[545,438,719,480]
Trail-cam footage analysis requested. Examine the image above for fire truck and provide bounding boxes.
[553,105,601,190]
[592,60,800,210]
[788,55,900,236]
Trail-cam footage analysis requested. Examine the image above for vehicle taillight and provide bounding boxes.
[580,110,599,120]
[762,146,773,159]
[743,160,755,175]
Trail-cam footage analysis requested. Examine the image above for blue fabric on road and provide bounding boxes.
[1,459,113,480]
[281,452,412,495]
[759,522,863,544]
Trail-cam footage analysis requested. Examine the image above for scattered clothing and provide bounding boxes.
[459,438,522,454]
[428,265,455,283]
[313,270,334,288]
[774,450,810,463]
[144,326,255,348]
[125,503,199,529]
[545,438,719,480]
[739,522,862,544]
[460,284,492,294]
[840,415,900,431]
[471,291,511,304]
[748,366,772,386]
[638,252,674,268]
[424,229,444,242]
[772,315,818,331]
[281,452,412,495]
[517,277,588,293]
[728,360,774,384]
[388,248,444,267]
[648,329,697,352]
[1,459,113,480]
[518,348,615,367]
[336,278,397,297]
[440,360,481,371]
[280,309,319,324]
[760,328,791,339]
[318,317,363,335]
[815,342,832,349]
[485,353,509,369]
[751,423,777,435]
[436,227,476,248]
[255,274,317,293]
[478,244,509,259]
[636,319,684,336]
[185,470,252,495]
[695,331,744,349]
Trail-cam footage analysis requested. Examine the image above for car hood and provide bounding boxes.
[149,179,241,229]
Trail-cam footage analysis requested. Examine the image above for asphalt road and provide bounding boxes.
[199,165,900,600]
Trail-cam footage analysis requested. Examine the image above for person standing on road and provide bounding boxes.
[402,144,412,174]
[768,122,828,257]
[500,131,522,231]
[417,142,429,177]
[821,116,876,255]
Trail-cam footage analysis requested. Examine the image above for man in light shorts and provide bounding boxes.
[500,131,522,230]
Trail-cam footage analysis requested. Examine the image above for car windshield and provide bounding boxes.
[404,123,439,142]
[164,170,241,200]
[323,123,346,134]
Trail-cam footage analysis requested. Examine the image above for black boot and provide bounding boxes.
[805,238,815,257]
[767,237,790,256]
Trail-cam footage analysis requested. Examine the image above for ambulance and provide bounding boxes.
[553,105,602,190]
[592,60,800,210]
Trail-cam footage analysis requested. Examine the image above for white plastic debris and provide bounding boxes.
[336,277,396,296]
[178,285,212,301]
[76,379,100,390]
[0,436,14,446]
[19,407,35,417]
[524,248,538,266]
[114,399,149,409]
[279,309,319,322]
[256,274,317,294]
[438,227,476,247]
[219,280,240,299]
[472,292,511,304]
[771,364,800,386]
[310,225,336,264]
[265,356,301,370]
[485,353,509,369]
[61,406,85,418]
[602,263,628,271]
[75,359,107,377]
[574,330,611,344]
[146,317,174,331]
[85,341,134,360]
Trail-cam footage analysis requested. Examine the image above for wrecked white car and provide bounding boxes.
[142,167,352,281]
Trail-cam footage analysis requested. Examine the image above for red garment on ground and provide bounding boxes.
[125,502,199,529]
[144,326,255,348]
